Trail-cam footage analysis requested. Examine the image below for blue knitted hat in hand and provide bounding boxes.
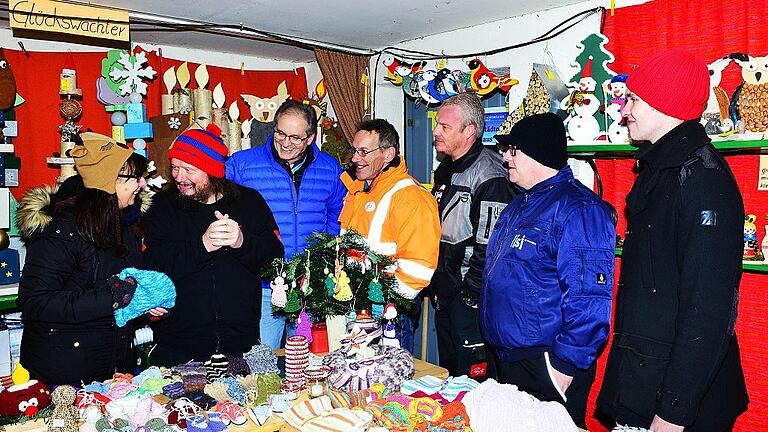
[114,268,176,327]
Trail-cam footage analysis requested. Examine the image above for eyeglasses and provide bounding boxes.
[273,128,310,146]
[117,173,143,181]
[348,146,384,157]
[496,142,517,156]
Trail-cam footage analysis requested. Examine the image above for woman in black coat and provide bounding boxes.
[15,133,150,386]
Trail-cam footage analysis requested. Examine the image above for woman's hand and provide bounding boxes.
[147,307,168,317]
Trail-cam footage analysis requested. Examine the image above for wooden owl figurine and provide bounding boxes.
[730,53,768,133]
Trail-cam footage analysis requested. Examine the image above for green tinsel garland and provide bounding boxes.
[0,405,53,428]
[262,231,415,322]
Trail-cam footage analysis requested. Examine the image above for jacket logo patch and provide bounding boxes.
[597,273,607,285]
[700,210,716,226]
[365,201,376,212]
[511,234,537,250]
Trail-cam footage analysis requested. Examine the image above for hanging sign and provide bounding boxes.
[759,155,768,191]
[483,108,508,146]
[9,0,130,42]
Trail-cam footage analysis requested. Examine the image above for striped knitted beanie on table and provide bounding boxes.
[167,124,229,178]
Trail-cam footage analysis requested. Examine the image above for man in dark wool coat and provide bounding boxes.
[597,49,749,432]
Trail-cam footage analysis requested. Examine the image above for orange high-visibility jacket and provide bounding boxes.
[339,160,440,299]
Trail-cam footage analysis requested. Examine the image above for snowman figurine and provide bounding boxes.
[561,56,602,142]
[606,74,629,143]
[564,91,601,142]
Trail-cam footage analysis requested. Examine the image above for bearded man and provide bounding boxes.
[143,125,284,366]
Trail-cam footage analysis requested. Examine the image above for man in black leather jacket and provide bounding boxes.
[429,93,515,379]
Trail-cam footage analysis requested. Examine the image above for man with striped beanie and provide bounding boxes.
[143,124,284,366]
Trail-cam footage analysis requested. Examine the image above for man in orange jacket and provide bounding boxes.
[339,119,441,350]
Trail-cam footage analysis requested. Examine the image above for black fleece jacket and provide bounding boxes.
[143,185,283,361]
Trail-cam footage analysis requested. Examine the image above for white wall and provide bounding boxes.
[371,0,653,145]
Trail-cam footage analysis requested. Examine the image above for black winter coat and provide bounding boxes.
[142,185,283,363]
[597,121,749,429]
[16,182,140,386]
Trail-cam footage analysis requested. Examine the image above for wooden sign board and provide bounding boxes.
[9,0,129,42]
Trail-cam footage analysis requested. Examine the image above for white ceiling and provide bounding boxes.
[65,0,587,62]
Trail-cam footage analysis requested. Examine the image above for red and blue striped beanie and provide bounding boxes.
[167,124,228,178]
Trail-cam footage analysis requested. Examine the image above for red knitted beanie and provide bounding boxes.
[167,124,229,178]
[626,49,709,121]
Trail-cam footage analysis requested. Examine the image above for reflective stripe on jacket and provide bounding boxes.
[339,158,440,299]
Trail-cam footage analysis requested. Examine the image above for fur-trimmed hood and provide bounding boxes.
[15,184,57,240]
[15,179,152,240]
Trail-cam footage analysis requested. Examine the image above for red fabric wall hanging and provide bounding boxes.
[4,46,307,197]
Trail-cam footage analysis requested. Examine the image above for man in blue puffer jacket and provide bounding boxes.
[226,99,346,348]
[481,113,615,428]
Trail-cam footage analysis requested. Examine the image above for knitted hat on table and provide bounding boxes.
[167,124,228,178]
[70,132,133,194]
[626,49,709,121]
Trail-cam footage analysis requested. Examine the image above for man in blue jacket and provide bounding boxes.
[226,99,346,348]
[481,113,615,428]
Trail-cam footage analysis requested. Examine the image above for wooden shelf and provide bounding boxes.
[568,138,768,157]
[615,249,768,274]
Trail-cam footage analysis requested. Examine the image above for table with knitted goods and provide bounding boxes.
[245,351,449,432]
[0,354,590,432]
[0,351,448,432]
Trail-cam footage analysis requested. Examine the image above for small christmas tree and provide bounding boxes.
[263,231,416,322]
[568,33,616,132]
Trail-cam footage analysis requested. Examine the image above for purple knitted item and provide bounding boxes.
[172,361,208,393]
[323,344,414,391]
[226,354,250,376]
[163,381,185,398]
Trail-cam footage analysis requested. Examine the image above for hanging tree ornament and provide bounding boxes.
[299,274,310,296]
[367,278,384,303]
[372,303,384,319]
[270,270,289,308]
[333,270,353,302]
[284,289,301,313]
[383,303,398,320]
[333,256,343,294]
[345,308,357,325]
[323,264,335,297]
[300,250,312,295]
[295,309,313,343]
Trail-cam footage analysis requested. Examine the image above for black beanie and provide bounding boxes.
[494,113,567,170]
